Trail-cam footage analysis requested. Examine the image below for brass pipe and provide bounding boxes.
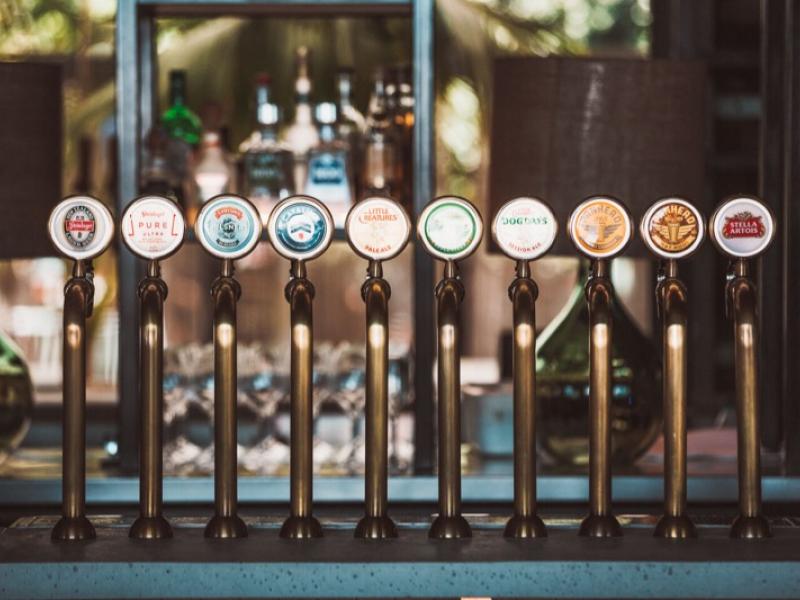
[504,260,547,538]
[280,260,323,539]
[130,261,172,539]
[653,261,696,538]
[355,261,398,539]
[727,259,771,539]
[52,261,96,541]
[205,260,248,538]
[578,259,622,538]
[429,261,471,539]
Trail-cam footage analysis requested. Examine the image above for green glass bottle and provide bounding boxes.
[161,70,202,146]
[0,330,33,466]
[536,261,661,467]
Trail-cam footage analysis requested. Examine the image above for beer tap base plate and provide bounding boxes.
[428,514,472,539]
[578,514,623,538]
[653,514,697,539]
[354,515,399,539]
[129,515,173,540]
[503,513,547,539]
[280,515,324,539]
[204,514,248,539]
[730,514,772,539]
[51,516,96,542]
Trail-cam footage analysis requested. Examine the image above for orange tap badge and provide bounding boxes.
[568,197,632,258]
[640,198,704,259]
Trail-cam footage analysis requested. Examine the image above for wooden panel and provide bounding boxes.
[488,57,707,256]
[0,63,62,258]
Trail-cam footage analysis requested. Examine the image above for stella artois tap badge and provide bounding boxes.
[122,195,186,260]
[640,197,704,259]
[267,195,333,261]
[417,196,483,261]
[492,197,558,261]
[195,194,262,260]
[568,196,633,259]
[346,196,411,261]
[709,196,775,258]
[48,195,115,261]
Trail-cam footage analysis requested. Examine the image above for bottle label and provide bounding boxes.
[268,196,333,261]
[195,195,261,259]
[121,196,185,260]
[48,196,115,260]
[640,198,704,259]
[346,197,410,261]
[492,197,557,260]
[419,197,482,260]
[244,152,284,191]
[568,197,632,258]
[305,150,352,228]
[710,196,774,258]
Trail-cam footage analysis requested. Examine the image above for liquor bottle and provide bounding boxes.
[362,69,399,203]
[335,68,366,199]
[141,125,183,204]
[304,102,353,228]
[190,130,235,224]
[392,65,415,210]
[239,74,295,224]
[161,70,202,188]
[536,261,661,466]
[282,47,320,193]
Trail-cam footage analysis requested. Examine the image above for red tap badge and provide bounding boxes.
[722,212,765,240]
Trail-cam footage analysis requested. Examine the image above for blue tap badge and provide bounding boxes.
[268,196,333,261]
[195,195,261,259]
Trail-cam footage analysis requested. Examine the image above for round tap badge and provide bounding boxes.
[267,195,333,261]
[345,197,411,261]
[417,196,482,261]
[121,196,186,260]
[195,194,261,260]
[568,196,633,259]
[709,195,775,258]
[48,195,114,261]
[492,197,558,261]
[640,197,705,260]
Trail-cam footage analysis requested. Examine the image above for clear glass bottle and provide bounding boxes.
[392,65,415,210]
[190,130,234,224]
[141,125,183,205]
[362,69,399,203]
[304,102,354,228]
[239,74,295,224]
[282,47,320,193]
[536,261,661,467]
[336,68,366,199]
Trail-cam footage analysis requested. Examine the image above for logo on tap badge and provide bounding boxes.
[709,196,774,258]
[568,197,632,259]
[195,195,261,259]
[418,197,483,261]
[640,198,704,259]
[346,197,411,261]
[268,196,333,261]
[48,196,114,260]
[121,196,185,260]
[492,197,557,261]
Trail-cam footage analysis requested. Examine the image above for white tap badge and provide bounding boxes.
[121,196,185,260]
[195,195,262,259]
[417,196,482,261]
[48,196,114,261]
[640,198,705,260]
[492,197,557,261]
[709,196,775,258]
[568,196,633,259]
[345,197,411,261]
[267,195,333,261]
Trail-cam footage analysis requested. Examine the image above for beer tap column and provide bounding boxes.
[346,197,411,539]
[267,195,333,540]
[48,196,115,541]
[492,197,558,539]
[122,196,186,539]
[196,195,262,539]
[709,196,775,539]
[568,196,633,538]
[641,198,705,539]
[418,196,483,540]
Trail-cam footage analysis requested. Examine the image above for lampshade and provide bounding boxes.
[488,57,707,256]
[0,62,62,258]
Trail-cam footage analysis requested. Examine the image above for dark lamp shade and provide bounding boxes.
[0,62,62,259]
[488,57,707,256]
